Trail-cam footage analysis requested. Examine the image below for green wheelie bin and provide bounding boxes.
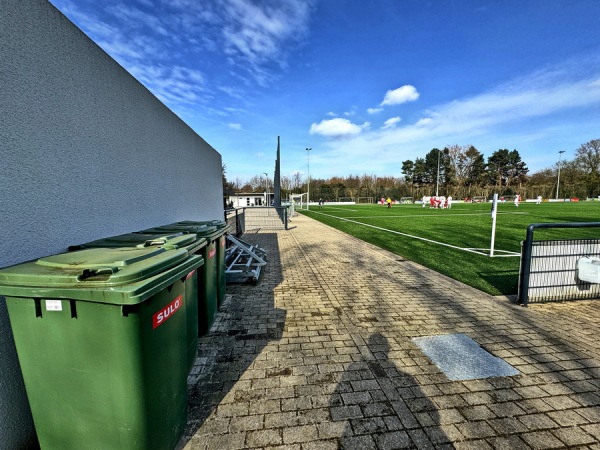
[0,246,202,450]
[68,233,206,373]
[139,225,218,335]
[172,220,231,308]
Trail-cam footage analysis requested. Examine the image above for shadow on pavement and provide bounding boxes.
[177,233,286,448]
[330,333,450,449]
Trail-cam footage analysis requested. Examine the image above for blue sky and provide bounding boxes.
[50,0,600,183]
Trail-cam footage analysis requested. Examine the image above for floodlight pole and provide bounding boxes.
[263,172,269,206]
[555,150,565,200]
[306,147,312,210]
[436,150,440,197]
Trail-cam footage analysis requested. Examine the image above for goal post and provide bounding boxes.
[400,197,414,204]
[357,197,374,204]
[490,193,498,257]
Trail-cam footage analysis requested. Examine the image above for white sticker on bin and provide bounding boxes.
[45,300,63,311]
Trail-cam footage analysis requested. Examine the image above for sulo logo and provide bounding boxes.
[185,269,196,280]
[209,249,216,259]
[152,295,182,329]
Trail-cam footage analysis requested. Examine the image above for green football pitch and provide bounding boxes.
[299,201,600,296]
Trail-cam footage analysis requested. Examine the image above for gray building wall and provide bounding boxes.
[0,0,223,447]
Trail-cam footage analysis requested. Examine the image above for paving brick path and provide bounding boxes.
[180,214,600,449]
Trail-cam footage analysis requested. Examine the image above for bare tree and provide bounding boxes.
[575,139,600,196]
[575,139,600,174]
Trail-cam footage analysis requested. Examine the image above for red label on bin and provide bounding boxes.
[152,295,182,329]
[186,269,196,280]
[209,249,216,259]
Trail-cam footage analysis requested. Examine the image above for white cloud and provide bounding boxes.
[382,117,401,129]
[415,117,433,127]
[367,108,383,114]
[381,85,420,106]
[51,0,316,111]
[220,0,314,83]
[128,64,206,106]
[229,123,242,130]
[309,118,369,138]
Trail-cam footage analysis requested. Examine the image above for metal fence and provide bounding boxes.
[225,206,289,236]
[518,222,600,305]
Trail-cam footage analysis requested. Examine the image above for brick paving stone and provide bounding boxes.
[577,406,600,422]
[264,411,298,428]
[339,434,377,450]
[245,428,283,447]
[519,413,560,431]
[282,424,319,444]
[458,405,496,421]
[552,425,598,446]
[316,421,346,439]
[297,407,330,425]
[485,435,529,450]
[521,430,565,449]
[547,408,589,426]
[350,417,387,435]
[330,405,363,421]
[229,414,264,432]
[407,428,434,448]
[424,425,453,444]
[488,416,529,435]
[375,431,412,449]
[456,421,497,439]
[301,440,339,450]
[362,401,395,417]
[486,401,526,418]
[518,397,556,414]
[583,423,600,441]
[453,440,493,450]
[202,432,247,450]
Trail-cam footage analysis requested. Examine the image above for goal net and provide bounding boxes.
[400,197,414,204]
[290,193,308,211]
[357,197,374,204]
[338,197,355,203]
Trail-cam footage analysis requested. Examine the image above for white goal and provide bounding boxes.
[357,197,374,204]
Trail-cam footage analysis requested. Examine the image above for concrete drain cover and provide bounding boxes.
[412,334,519,381]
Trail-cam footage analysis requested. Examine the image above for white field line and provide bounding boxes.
[319,207,358,212]
[337,212,530,219]
[312,211,521,257]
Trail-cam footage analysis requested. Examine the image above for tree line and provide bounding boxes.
[223,138,600,201]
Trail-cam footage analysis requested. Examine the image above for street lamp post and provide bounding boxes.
[305,147,312,210]
[556,150,565,200]
[436,150,440,197]
[263,172,269,206]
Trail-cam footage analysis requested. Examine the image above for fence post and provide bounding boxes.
[518,224,536,306]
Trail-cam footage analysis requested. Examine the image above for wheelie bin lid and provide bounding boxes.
[174,220,227,228]
[0,247,203,305]
[69,232,206,252]
[140,224,221,240]
[172,220,232,236]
